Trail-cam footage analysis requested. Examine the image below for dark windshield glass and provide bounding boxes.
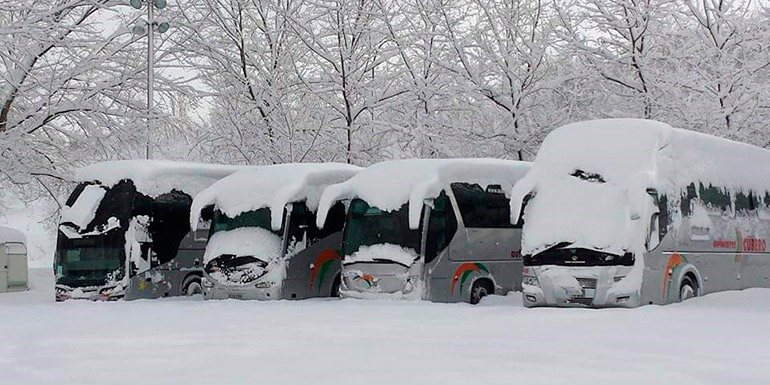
[524,245,634,267]
[210,208,280,236]
[55,232,125,287]
[342,199,421,257]
[56,182,134,287]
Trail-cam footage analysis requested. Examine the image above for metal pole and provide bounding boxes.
[146,1,155,160]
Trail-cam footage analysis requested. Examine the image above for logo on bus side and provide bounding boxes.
[712,230,766,253]
[309,249,341,293]
[451,263,489,297]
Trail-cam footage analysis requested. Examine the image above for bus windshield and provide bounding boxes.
[210,208,280,236]
[55,232,125,287]
[342,199,421,257]
[524,243,635,267]
[55,182,135,287]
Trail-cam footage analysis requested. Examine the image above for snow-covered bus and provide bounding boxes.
[510,119,770,308]
[189,163,360,300]
[316,159,531,304]
[0,225,28,293]
[55,160,248,301]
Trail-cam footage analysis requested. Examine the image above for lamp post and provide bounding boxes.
[130,0,170,160]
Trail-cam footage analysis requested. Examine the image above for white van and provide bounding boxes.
[0,225,28,293]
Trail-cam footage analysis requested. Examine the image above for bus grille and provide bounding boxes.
[567,297,593,306]
[576,278,597,289]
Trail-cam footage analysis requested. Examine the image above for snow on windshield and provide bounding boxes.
[203,227,283,266]
[190,163,360,232]
[203,227,284,286]
[317,158,530,230]
[60,185,106,229]
[75,160,250,198]
[346,243,419,267]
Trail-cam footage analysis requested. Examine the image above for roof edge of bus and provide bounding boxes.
[190,163,362,232]
[316,158,532,230]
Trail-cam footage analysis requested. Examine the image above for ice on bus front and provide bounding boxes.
[201,208,285,300]
[55,183,130,301]
[512,168,652,308]
[340,199,422,299]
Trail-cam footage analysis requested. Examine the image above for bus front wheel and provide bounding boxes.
[470,280,493,305]
[679,276,698,302]
[183,276,203,296]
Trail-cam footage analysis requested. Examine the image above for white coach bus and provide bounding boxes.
[189,163,360,300]
[510,119,770,308]
[316,159,531,304]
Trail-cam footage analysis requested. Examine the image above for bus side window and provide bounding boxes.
[451,182,513,228]
[658,194,669,240]
[287,203,310,248]
[195,205,214,241]
[425,191,457,264]
[735,191,760,216]
[148,190,193,266]
[680,183,697,217]
[699,183,731,214]
[313,202,346,242]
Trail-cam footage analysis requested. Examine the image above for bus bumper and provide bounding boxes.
[201,276,281,300]
[522,266,639,308]
[340,264,421,300]
[55,283,125,302]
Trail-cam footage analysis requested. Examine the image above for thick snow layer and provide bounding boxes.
[60,185,105,229]
[0,225,25,244]
[75,160,251,197]
[318,158,530,229]
[346,243,419,267]
[203,227,283,265]
[3,269,770,385]
[511,118,770,256]
[191,163,360,231]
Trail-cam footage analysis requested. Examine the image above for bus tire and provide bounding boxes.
[679,275,698,302]
[470,279,494,305]
[182,275,203,296]
[330,275,341,298]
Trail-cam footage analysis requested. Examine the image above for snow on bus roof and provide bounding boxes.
[512,118,770,204]
[0,225,25,245]
[75,160,251,197]
[190,163,361,231]
[317,158,531,230]
[510,118,770,256]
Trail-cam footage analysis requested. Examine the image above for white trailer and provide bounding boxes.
[0,225,28,293]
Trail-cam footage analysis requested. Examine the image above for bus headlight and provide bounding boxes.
[614,276,626,282]
[523,276,540,287]
[202,279,215,288]
[255,281,272,289]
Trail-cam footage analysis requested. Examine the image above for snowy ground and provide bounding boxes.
[1,269,769,384]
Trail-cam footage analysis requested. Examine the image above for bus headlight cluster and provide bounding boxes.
[202,279,215,288]
[254,281,272,289]
[523,276,540,287]
[614,276,626,283]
